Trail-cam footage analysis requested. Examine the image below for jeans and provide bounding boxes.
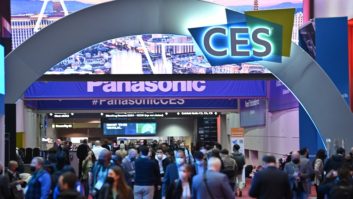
[236,174,244,190]
[134,185,155,199]
[292,191,309,199]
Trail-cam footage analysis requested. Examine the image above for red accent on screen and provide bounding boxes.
[303,0,310,22]
[349,19,353,111]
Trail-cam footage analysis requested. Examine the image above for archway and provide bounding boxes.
[5,0,353,147]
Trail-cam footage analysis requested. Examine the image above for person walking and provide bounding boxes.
[98,166,133,199]
[5,161,24,199]
[284,151,307,199]
[76,139,90,179]
[231,144,245,197]
[122,149,138,187]
[134,145,160,199]
[25,157,52,199]
[249,155,291,199]
[82,150,95,197]
[92,141,105,160]
[166,164,193,199]
[90,149,112,197]
[57,172,84,199]
[313,149,326,199]
[192,157,234,199]
[220,149,237,190]
[0,164,11,199]
[193,151,207,176]
[299,148,314,198]
[162,150,187,199]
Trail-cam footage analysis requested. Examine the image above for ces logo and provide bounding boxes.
[189,9,295,66]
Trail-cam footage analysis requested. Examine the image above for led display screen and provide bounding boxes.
[103,122,157,136]
[11,0,302,75]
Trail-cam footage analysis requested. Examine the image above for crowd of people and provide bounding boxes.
[0,138,353,199]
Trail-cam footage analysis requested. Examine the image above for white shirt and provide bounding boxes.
[92,146,105,160]
[181,181,191,199]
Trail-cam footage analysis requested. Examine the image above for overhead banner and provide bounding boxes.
[24,80,266,99]
[269,80,298,112]
[240,99,266,127]
[25,99,238,110]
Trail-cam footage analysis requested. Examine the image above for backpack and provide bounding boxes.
[231,152,245,174]
[222,158,237,179]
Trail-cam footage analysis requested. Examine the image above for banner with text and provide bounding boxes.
[24,80,266,99]
[269,80,298,112]
[25,99,238,110]
[240,99,266,127]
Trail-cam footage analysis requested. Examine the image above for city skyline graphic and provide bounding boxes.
[10,0,303,75]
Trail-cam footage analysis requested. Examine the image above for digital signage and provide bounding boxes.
[10,0,303,75]
[103,122,157,136]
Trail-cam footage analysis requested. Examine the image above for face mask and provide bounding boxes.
[292,159,300,164]
[106,177,114,184]
[30,166,36,172]
[176,158,185,166]
[157,154,163,159]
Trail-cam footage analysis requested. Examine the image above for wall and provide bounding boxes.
[314,0,353,18]
[23,107,40,148]
[224,108,299,166]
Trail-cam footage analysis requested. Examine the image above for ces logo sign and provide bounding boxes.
[189,9,295,66]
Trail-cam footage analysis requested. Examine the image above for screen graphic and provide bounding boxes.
[103,122,157,136]
[11,0,302,75]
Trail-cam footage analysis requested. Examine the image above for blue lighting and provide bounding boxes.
[0,45,4,95]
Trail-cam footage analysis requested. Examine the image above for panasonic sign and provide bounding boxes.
[87,81,207,93]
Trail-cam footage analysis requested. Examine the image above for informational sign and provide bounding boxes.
[230,128,245,183]
[24,80,266,99]
[25,99,238,111]
[240,99,266,127]
[269,80,298,112]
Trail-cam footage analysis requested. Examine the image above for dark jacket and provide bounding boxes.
[134,157,160,186]
[324,155,345,173]
[98,183,133,199]
[4,169,24,199]
[249,166,291,199]
[231,152,245,175]
[162,163,179,197]
[319,178,353,199]
[192,170,234,199]
[57,190,84,199]
[166,179,192,199]
[76,144,90,160]
[0,175,10,199]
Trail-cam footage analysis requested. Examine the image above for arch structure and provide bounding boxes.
[5,0,353,147]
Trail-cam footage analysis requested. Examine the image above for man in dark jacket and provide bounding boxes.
[162,150,186,199]
[5,161,24,199]
[134,145,160,199]
[0,164,11,199]
[249,155,291,199]
[324,147,346,173]
[57,172,83,199]
[76,139,90,179]
[231,144,245,197]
